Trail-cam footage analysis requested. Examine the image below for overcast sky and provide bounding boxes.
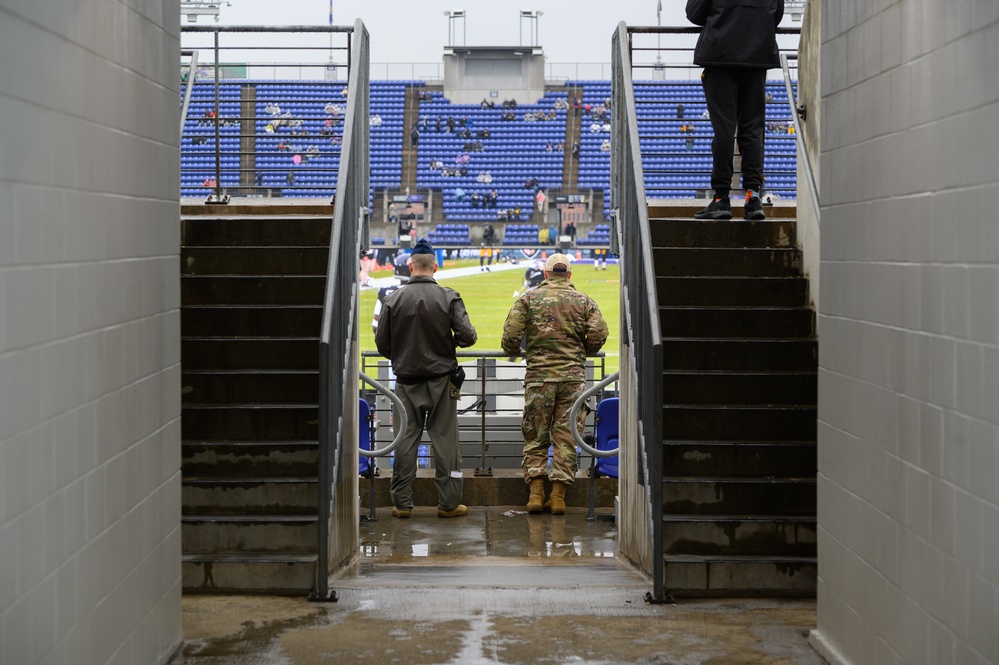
[208,0,728,65]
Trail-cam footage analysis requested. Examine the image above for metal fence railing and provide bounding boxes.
[359,351,614,474]
[180,25,356,202]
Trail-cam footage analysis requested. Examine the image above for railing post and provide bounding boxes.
[474,356,492,477]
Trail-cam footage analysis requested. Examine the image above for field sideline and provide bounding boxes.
[358,259,621,376]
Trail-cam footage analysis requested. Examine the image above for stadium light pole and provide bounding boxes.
[520,10,542,47]
[444,10,466,47]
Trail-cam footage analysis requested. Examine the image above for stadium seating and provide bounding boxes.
[180,78,798,211]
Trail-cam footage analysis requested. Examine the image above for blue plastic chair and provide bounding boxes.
[593,398,619,479]
[359,398,374,476]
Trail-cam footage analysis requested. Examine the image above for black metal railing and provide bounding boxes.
[180,25,355,202]
[611,22,666,603]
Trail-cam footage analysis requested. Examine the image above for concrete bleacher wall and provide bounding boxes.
[812,0,999,663]
[0,1,182,663]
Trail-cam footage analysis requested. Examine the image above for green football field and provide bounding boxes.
[358,259,621,377]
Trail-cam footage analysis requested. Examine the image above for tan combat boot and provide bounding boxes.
[545,480,568,515]
[526,478,546,514]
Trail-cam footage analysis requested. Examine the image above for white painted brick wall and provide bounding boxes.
[0,1,182,664]
[813,0,999,663]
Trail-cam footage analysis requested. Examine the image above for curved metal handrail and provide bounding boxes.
[569,373,621,457]
[358,372,408,458]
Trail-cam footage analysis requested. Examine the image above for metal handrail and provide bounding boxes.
[569,372,620,457]
[357,372,407,458]
[613,22,666,604]
[180,50,199,138]
[313,19,369,602]
[781,53,819,220]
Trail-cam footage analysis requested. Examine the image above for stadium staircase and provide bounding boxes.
[401,85,421,192]
[562,84,583,194]
[649,203,817,596]
[179,206,331,592]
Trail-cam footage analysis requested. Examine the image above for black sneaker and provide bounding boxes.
[744,192,766,220]
[694,196,732,220]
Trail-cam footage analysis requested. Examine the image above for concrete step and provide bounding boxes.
[650,218,797,248]
[182,370,319,404]
[182,275,326,305]
[182,553,317,593]
[182,246,330,276]
[662,515,817,556]
[182,217,331,247]
[182,515,317,554]
[663,371,816,406]
[653,247,801,277]
[182,440,319,476]
[182,404,318,440]
[663,555,817,597]
[662,477,816,516]
[663,405,817,441]
[662,441,816,477]
[181,305,322,337]
[182,477,318,515]
[181,337,320,370]
[660,307,814,338]
[662,338,817,371]
[359,470,618,509]
[656,276,808,307]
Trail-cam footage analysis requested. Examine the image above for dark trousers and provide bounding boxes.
[701,67,767,195]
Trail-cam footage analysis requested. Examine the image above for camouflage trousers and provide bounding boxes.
[522,381,587,486]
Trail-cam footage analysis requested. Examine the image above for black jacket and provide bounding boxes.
[374,274,477,382]
[686,0,783,69]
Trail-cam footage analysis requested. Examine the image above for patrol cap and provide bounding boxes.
[544,253,572,273]
[411,238,435,255]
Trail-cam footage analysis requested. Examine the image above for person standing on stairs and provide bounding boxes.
[687,0,783,221]
[501,253,609,515]
[375,239,478,519]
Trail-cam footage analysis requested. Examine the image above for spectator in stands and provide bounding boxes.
[701,109,710,120]
[545,141,554,153]
[265,102,280,115]
[202,176,216,188]
[324,102,335,115]
[573,97,581,114]
[434,116,441,132]
[482,223,496,245]
[370,114,383,127]
[564,221,577,239]
[320,120,333,137]
[601,121,611,132]
[548,222,558,245]
[454,187,465,203]
[766,91,774,103]
[306,145,320,161]
[536,189,547,215]
[285,171,295,186]
[538,226,549,245]
[676,102,685,119]
[687,0,782,221]
[470,192,482,208]
[255,171,264,188]
[589,121,602,133]
[571,142,579,160]
[375,239,476,520]
[410,124,420,147]
[446,116,455,133]
[556,140,565,152]
[600,138,611,152]
[476,128,490,139]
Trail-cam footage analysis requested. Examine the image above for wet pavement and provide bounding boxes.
[176,507,824,664]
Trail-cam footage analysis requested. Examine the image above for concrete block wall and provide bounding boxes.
[0,1,183,664]
[812,0,999,663]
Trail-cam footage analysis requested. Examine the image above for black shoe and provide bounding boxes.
[744,193,766,220]
[694,196,732,220]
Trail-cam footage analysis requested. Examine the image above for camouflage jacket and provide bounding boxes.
[501,277,608,383]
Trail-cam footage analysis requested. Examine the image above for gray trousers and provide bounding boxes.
[390,375,464,511]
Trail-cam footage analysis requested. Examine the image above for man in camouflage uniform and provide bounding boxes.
[501,253,609,514]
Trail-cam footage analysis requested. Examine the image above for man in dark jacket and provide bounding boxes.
[375,239,478,519]
[687,0,783,220]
